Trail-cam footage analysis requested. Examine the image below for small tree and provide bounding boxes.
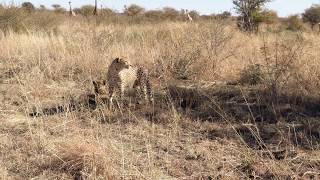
[260,9,278,25]
[233,0,272,32]
[188,10,200,20]
[145,10,163,21]
[124,4,145,17]
[39,5,46,11]
[52,4,65,14]
[216,11,232,19]
[52,4,61,9]
[77,5,95,17]
[302,5,320,30]
[101,8,116,17]
[21,2,35,13]
[162,7,180,20]
[285,15,305,31]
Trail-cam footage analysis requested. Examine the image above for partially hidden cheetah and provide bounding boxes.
[92,80,107,95]
[106,57,153,104]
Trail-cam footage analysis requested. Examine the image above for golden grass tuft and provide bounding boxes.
[46,137,118,179]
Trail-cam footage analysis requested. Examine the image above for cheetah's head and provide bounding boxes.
[92,80,107,95]
[112,57,130,70]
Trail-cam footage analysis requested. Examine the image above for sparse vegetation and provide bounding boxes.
[0,2,320,180]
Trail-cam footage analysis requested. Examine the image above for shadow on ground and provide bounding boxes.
[167,81,320,150]
[27,80,320,150]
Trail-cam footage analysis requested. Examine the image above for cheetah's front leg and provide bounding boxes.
[113,84,125,108]
[141,86,148,102]
[108,86,115,108]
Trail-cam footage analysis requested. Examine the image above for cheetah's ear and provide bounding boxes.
[114,57,120,63]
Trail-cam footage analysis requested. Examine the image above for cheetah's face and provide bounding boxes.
[113,57,130,70]
[92,80,107,95]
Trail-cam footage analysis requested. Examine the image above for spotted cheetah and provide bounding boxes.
[92,80,107,95]
[106,57,153,105]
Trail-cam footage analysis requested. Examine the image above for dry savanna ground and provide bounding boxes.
[1,19,320,179]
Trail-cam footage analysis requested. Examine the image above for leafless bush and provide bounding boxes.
[160,37,202,80]
[260,33,306,101]
[199,21,234,77]
[239,64,265,85]
[155,21,234,80]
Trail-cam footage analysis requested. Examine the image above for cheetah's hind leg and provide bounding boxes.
[145,74,154,104]
[108,86,115,109]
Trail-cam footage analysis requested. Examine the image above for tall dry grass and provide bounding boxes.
[1,20,320,101]
[1,19,320,179]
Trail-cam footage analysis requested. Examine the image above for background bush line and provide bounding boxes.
[1,2,320,34]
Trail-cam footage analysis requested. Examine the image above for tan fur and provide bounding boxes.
[106,57,153,104]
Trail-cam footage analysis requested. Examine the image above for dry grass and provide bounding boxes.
[0,19,320,179]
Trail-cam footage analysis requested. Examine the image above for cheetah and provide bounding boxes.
[106,57,153,105]
[92,80,107,95]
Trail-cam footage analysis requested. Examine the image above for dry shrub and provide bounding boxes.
[46,138,118,179]
[239,33,307,94]
[0,6,26,33]
[239,64,265,85]
[0,7,64,34]
[23,11,64,33]
[160,37,201,80]
[199,21,235,77]
[284,15,306,31]
[260,33,306,98]
[158,21,234,80]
